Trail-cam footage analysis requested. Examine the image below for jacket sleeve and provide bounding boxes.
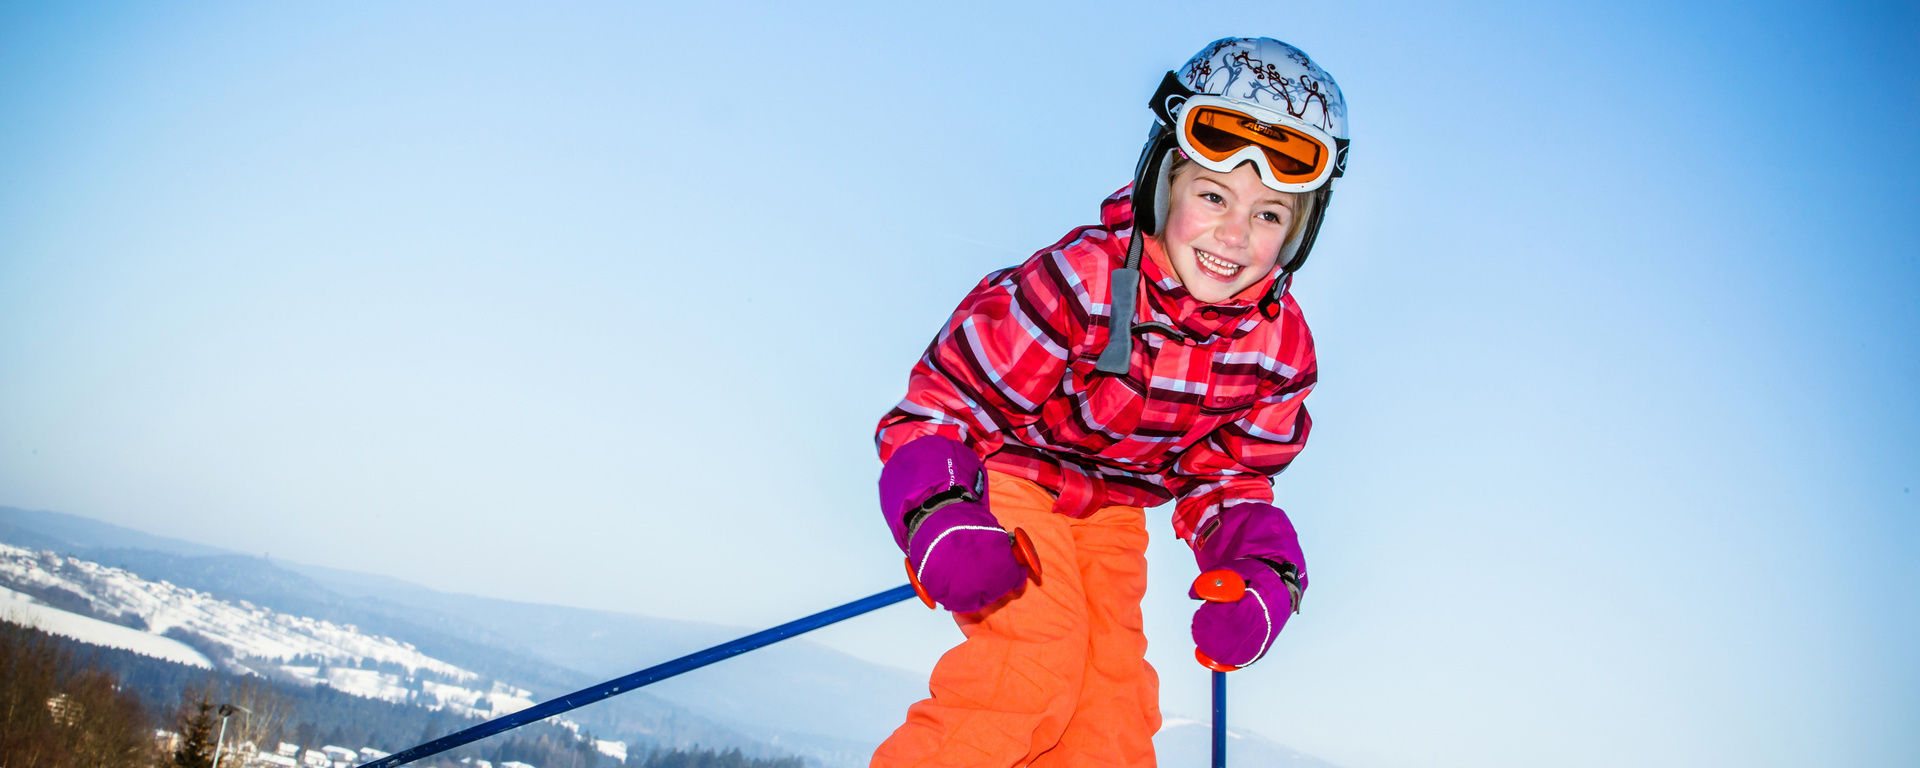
[1163,360,1316,544]
[875,247,1096,463]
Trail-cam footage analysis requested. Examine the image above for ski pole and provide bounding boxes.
[360,531,1043,768]
[1192,568,1249,768]
[1212,669,1227,768]
[355,584,918,768]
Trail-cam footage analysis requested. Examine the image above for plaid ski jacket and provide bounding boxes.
[875,185,1317,545]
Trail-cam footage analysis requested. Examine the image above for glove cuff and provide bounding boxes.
[1194,501,1308,595]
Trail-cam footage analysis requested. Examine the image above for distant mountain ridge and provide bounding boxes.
[0,505,230,558]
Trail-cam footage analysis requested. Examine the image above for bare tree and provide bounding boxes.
[1,620,155,768]
[65,669,154,768]
[225,678,293,757]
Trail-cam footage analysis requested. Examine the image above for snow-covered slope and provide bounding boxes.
[0,542,535,719]
[2,585,213,668]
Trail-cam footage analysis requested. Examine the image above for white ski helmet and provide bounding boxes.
[1133,37,1349,275]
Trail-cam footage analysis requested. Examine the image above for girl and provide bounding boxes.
[871,37,1349,768]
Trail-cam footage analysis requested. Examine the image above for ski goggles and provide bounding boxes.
[1149,73,1348,194]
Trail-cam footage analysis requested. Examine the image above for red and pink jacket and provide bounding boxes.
[875,186,1317,545]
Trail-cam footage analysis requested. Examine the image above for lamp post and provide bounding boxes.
[211,703,251,768]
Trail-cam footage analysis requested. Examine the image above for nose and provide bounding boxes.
[1215,217,1248,250]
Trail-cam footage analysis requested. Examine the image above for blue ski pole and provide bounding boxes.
[355,584,918,768]
[1211,669,1228,768]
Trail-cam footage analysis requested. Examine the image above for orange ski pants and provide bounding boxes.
[872,472,1160,768]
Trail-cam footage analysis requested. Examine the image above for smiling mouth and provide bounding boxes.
[1194,250,1244,280]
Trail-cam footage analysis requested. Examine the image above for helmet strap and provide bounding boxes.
[1131,134,1176,236]
[1284,187,1333,274]
[1260,274,1292,319]
[1093,232,1145,375]
[1263,188,1333,318]
[1101,120,1181,376]
[1148,71,1195,126]
[1130,71,1195,237]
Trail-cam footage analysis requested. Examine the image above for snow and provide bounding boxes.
[0,543,598,743]
[594,739,628,761]
[1,585,213,668]
[484,683,536,717]
[0,542,472,682]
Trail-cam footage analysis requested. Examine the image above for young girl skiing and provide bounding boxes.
[870,37,1349,767]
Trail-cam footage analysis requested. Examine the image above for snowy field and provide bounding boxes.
[0,543,537,723]
[2,585,213,668]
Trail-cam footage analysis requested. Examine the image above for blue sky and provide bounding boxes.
[2,2,1915,766]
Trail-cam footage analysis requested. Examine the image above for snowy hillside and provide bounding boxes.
[1,584,213,668]
[0,542,534,720]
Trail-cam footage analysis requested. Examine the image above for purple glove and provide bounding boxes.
[879,436,1028,613]
[1192,559,1294,668]
[1190,502,1306,668]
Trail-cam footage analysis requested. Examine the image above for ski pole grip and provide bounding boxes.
[1193,568,1247,603]
[1193,568,1247,673]
[903,557,936,609]
[1011,527,1042,582]
[1195,648,1242,673]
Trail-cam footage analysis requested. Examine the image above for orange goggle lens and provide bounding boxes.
[1183,105,1328,182]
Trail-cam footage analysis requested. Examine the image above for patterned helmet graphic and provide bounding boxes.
[1176,37,1349,146]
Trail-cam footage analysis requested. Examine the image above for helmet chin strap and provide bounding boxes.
[1094,226,1148,375]
[1260,186,1330,319]
[1095,132,1178,376]
[1258,273,1292,320]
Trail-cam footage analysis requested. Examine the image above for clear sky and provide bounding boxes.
[2,1,1915,766]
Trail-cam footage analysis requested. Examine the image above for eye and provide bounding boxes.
[1200,192,1225,205]
[1258,210,1288,225]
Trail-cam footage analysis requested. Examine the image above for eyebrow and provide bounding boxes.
[1191,175,1296,208]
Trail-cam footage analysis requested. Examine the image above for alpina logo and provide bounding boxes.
[1239,119,1290,141]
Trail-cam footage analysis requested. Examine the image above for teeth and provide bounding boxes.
[1196,250,1243,277]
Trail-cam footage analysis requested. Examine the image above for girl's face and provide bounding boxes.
[1158,162,1299,304]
